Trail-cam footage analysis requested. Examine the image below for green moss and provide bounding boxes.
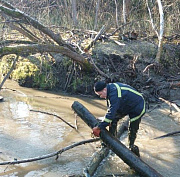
[0,55,59,89]
[0,55,16,77]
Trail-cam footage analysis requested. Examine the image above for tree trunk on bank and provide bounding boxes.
[72,101,163,177]
[155,0,164,63]
[0,44,91,69]
[72,0,78,27]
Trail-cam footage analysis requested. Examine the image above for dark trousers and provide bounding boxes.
[109,115,141,148]
[128,118,141,147]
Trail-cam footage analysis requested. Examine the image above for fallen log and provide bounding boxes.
[72,101,163,177]
[83,147,109,176]
[83,119,129,176]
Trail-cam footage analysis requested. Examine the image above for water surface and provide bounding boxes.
[0,80,179,177]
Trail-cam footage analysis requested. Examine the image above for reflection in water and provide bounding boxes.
[10,101,30,119]
[0,81,180,177]
[0,85,105,177]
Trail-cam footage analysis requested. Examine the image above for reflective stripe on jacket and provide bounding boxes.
[98,82,146,129]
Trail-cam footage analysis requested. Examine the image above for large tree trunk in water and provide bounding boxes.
[72,101,163,177]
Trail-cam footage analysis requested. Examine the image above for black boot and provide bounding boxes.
[109,121,117,137]
[129,145,140,157]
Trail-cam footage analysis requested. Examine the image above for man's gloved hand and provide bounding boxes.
[92,127,101,137]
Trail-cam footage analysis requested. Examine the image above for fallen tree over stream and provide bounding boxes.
[72,101,163,177]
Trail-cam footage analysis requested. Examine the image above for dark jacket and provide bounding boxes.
[98,82,145,129]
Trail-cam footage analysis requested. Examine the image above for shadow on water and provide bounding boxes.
[0,80,179,176]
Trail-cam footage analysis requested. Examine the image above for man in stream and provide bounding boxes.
[92,81,146,157]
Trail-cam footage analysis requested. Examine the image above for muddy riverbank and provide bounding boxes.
[0,80,180,177]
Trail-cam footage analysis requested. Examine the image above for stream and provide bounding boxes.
[0,80,180,177]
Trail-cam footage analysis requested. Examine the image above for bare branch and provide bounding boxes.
[153,131,180,139]
[0,55,18,89]
[146,0,159,38]
[0,3,71,49]
[0,138,100,165]
[84,25,106,52]
[30,109,76,129]
[159,97,180,113]
[89,57,109,79]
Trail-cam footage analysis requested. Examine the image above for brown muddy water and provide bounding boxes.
[0,80,180,177]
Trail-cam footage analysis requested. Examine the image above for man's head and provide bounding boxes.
[94,81,107,98]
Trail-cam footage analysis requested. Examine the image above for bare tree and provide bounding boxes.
[146,0,159,37]
[114,0,119,27]
[72,0,78,27]
[122,0,127,24]
[94,0,100,30]
[155,0,164,63]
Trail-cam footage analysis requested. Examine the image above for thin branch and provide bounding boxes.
[0,138,100,165]
[146,0,159,38]
[84,25,106,52]
[159,97,180,112]
[143,63,155,73]
[153,131,180,139]
[64,61,75,91]
[0,55,18,89]
[109,19,154,36]
[74,113,78,130]
[30,109,76,129]
[89,57,109,79]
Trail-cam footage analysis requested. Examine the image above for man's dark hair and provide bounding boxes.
[94,81,107,92]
